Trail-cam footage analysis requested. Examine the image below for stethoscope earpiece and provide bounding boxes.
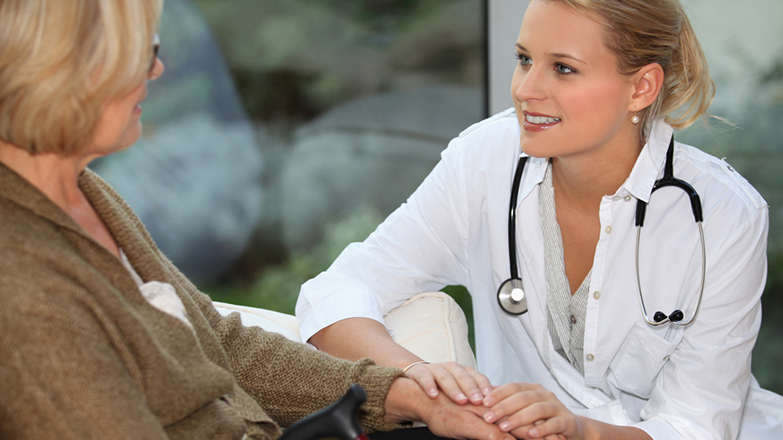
[497,278,528,315]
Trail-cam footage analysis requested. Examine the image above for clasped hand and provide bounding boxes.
[405,362,583,440]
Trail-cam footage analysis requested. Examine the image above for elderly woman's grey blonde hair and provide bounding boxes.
[0,0,164,155]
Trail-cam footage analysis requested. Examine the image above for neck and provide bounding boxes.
[551,131,644,210]
[0,139,94,212]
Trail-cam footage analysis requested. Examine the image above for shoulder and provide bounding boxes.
[0,190,73,267]
[455,107,520,147]
[676,141,767,214]
[441,108,521,172]
[0,234,100,341]
[672,141,769,252]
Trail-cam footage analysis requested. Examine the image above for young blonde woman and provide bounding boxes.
[0,1,521,439]
[297,0,783,438]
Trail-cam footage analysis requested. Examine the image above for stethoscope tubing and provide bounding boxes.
[498,136,706,326]
[635,222,706,326]
[507,154,529,281]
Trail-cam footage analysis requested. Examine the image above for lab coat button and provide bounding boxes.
[586,354,595,362]
[624,195,632,202]
[593,291,601,300]
[663,355,671,361]
[605,225,613,234]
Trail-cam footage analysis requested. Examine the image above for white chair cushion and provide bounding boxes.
[212,301,302,342]
[383,292,476,369]
[212,291,475,368]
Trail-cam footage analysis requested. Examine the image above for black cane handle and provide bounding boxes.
[278,383,368,440]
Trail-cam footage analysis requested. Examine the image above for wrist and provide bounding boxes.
[577,415,597,440]
[390,355,424,371]
[402,360,430,373]
[383,377,429,424]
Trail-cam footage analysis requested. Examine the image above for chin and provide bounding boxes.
[519,138,551,159]
[119,126,143,150]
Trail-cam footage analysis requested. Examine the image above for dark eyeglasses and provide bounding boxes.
[149,34,160,75]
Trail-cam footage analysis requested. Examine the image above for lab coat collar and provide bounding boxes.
[622,119,674,203]
[516,155,548,204]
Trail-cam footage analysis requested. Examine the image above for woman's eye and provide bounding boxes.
[555,63,576,75]
[515,53,532,66]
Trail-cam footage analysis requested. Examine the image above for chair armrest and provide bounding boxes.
[384,292,475,369]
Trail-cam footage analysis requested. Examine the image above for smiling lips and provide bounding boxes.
[522,112,560,132]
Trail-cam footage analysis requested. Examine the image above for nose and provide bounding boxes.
[148,58,165,80]
[511,64,546,104]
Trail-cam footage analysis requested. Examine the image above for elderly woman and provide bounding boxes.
[0,1,514,439]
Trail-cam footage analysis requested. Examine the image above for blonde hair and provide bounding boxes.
[547,0,715,136]
[0,0,163,155]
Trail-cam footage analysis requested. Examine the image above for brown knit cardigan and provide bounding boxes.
[0,162,405,439]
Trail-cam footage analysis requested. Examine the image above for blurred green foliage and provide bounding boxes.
[206,206,386,313]
[308,0,419,30]
[192,0,481,126]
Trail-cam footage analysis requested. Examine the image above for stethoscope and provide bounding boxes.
[497,136,706,326]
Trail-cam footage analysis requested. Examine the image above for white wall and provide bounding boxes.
[487,0,528,116]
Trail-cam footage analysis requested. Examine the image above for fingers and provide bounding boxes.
[468,366,495,396]
[525,414,581,439]
[422,393,517,440]
[481,382,578,438]
[482,382,543,416]
[405,364,440,399]
[448,413,518,440]
[406,362,491,405]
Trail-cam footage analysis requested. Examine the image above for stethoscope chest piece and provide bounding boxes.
[497,277,528,315]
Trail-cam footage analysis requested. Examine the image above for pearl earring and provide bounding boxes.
[632,110,640,125]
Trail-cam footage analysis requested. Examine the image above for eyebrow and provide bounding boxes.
[515,44,586,65]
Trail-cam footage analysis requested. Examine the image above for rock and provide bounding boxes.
[279,85,483,251]
[389,0,484,88]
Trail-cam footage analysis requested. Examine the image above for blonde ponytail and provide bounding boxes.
[659,13,715,131]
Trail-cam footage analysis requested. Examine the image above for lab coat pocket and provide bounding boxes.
[608,322,679,399]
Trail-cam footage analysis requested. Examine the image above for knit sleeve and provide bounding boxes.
[184,280,408,433]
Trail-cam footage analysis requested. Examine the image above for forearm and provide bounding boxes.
[308,317,422,369]
[579,417,653,440]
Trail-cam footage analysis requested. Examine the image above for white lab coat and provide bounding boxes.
[297,109,783,439]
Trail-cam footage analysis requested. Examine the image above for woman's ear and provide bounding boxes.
[629,63,664,111]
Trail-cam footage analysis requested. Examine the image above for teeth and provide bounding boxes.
[526,114,561,124]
